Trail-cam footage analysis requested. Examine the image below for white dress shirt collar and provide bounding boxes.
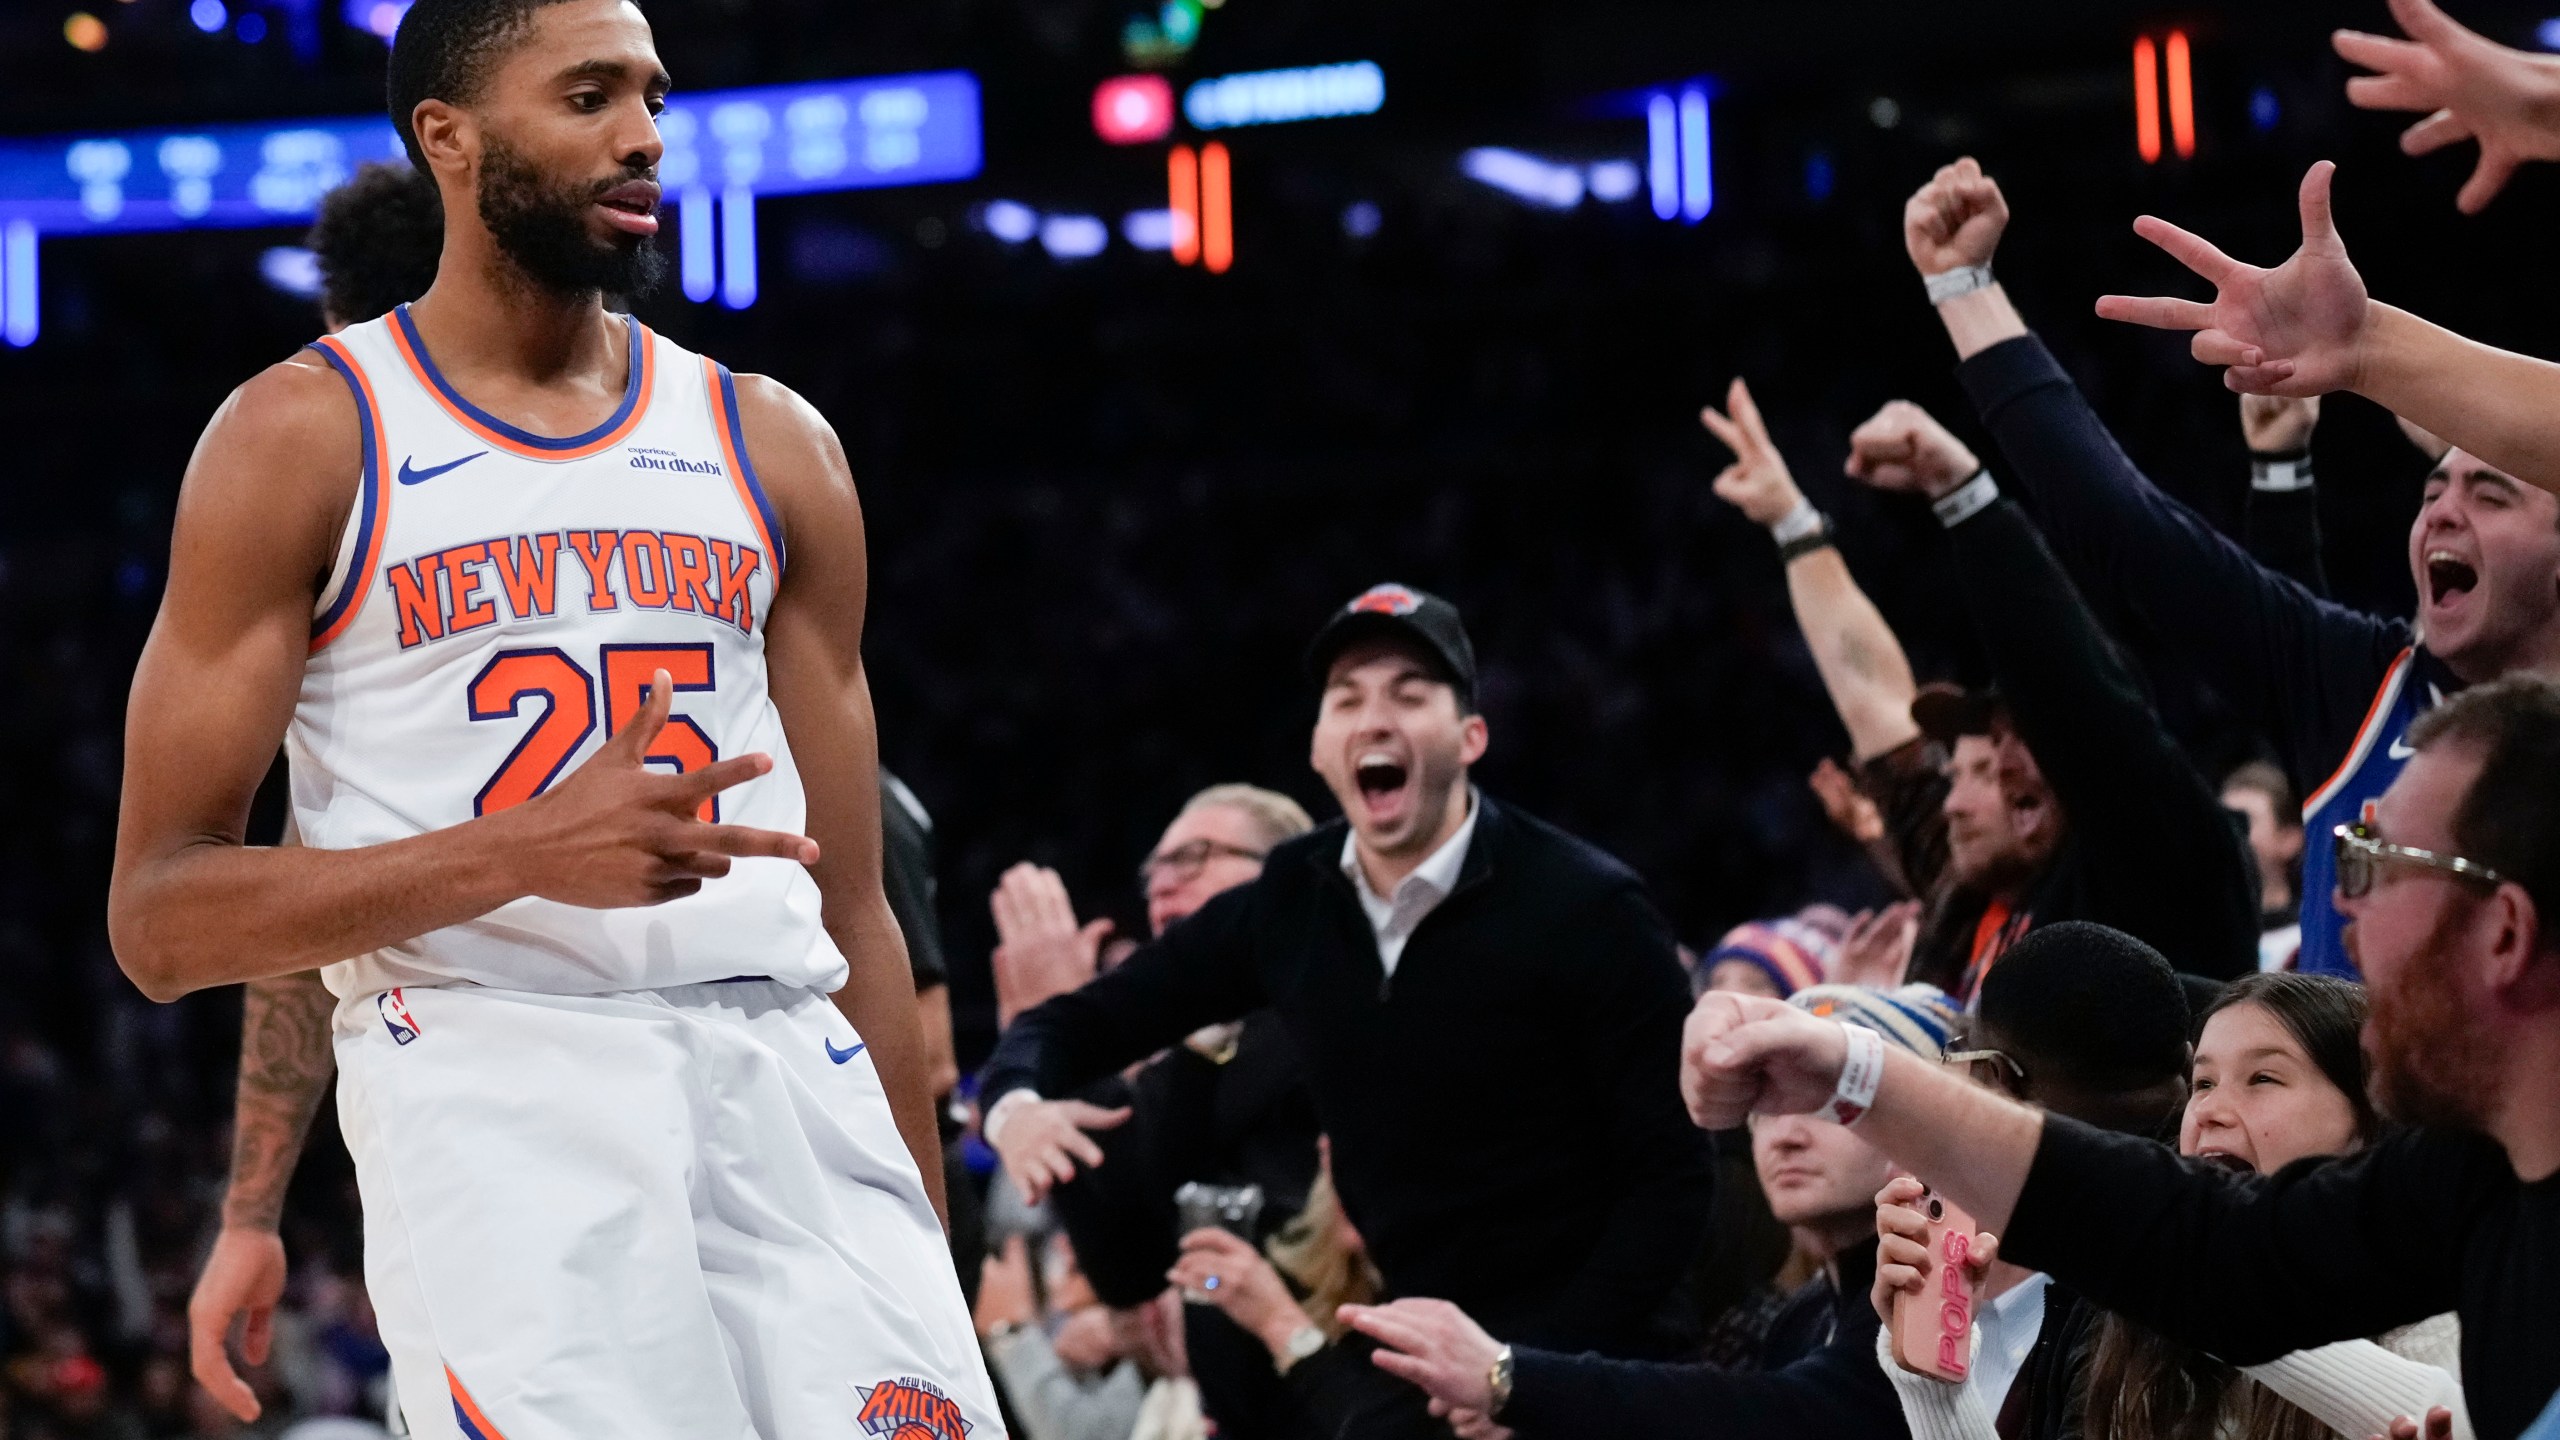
[1339,790,1479,979]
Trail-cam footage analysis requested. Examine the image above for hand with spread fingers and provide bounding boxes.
[2095,162,2375,399]
[1699,378,1807,527]
[2334,0,2560,214]
[985,1093,1133,1206]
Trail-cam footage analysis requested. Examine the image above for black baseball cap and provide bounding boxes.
[1910,681,2008,748]
[1305,583,1478,703]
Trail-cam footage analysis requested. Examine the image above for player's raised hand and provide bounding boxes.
[503,669,820,909]
[1846,400,1981,499]
[1904,157,2010,276]
[1700,378,1805,527]
[188,1226,286,1422]
[986,1094,1132,1205]
[2335,0,2560,214]
[2096,162,2374,398]
[1679,990,1850,1129]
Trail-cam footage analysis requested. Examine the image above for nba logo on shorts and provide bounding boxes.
[377,988,423,1046]
[854,1377,971,1440]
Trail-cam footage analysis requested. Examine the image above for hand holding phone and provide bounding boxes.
[1874,1177,1989,1381]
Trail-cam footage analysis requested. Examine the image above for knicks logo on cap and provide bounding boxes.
[1349,584,1422,617]
[377,989,422,1046]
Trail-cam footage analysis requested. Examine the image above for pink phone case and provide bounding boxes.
[1890,1190,1981,1381]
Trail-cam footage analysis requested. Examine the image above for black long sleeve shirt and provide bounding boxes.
[1888,496,2260,989]
[1500,1240,1904,1440]
[981,794,1715,1356]
[1955,334,2415,798]
[2002,1117,2558,1440]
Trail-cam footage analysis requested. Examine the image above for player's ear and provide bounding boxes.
[411,100,476,183]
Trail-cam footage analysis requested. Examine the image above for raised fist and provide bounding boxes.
[1904,158,2010,276]
[2241,394,2321,455]
[1846,401,1981,500]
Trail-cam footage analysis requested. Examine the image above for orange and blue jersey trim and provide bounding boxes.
[388,303,655,461]
[305,336,392,652]
[702,356,786,575]
[446,1366,510,1440]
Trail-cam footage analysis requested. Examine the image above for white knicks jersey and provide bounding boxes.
[291,304,847,1000]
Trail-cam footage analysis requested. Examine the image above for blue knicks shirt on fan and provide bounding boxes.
[2296,649,2451,977]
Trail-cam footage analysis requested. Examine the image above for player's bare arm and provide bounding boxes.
[109,355,821,1001]
[744,372,950,1223]
[188,967,336,1423]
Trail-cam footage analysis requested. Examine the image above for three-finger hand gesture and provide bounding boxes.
[1700,378,1805,527]
[1904,157,2010,276]
[2335,0,2560,214]
[2096,162,2374,398]
[503,669,819,909]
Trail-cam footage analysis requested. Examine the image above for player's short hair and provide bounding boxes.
[2409,672,2560,938]
[387,0,615,170]
[1181,784,1315,850]
[1976,921,2190,1096]
[307,162,444,327]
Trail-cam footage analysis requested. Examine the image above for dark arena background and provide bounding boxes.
[0,0,2554,1430]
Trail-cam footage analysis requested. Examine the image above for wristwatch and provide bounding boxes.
[1275,1323,1326,1374]
[1485,1344,1515,1418]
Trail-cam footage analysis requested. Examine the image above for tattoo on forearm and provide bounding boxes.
[224,970,337,1231]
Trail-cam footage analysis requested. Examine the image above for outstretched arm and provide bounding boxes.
[744,374,947,1222]
[1699,379,1920,762]
[2097,159,2560,497]
[2334,0,2560,214]
[189,967,337,1423]
[110,360,818,1001]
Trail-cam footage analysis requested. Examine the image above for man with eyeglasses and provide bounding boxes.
[1682,673,2560,1440]
[980,583,1715,1420]
[985,783,1324,1440]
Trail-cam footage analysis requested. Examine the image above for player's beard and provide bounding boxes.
[477,135,665,302]
[2361,904,2498,1129]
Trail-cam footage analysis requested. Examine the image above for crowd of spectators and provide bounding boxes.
[20,0,2560,1435]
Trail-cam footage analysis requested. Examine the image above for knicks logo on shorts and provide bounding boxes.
[854,1376,971,1440]
[378,989,423,1046]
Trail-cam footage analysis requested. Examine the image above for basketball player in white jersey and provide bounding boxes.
[107,1,999,1435]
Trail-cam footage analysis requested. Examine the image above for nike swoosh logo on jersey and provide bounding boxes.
[2387,736,2417,760]
[826,1039,867,1064]
[397,451,488,486]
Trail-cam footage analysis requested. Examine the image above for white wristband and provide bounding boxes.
[1924,264,1995,305]
[1932,470,1998,528]
[2250,455,2315,493]
[1817,1023,1887,1127]
[1770,497,1823,545]
[983,1088,1042,1145]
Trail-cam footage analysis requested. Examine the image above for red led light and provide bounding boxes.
[1094,75,1175,145]
[2134,35,2162,164]
[2167,31,2196,159]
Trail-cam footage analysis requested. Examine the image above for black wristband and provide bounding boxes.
[1778,521,1836,563]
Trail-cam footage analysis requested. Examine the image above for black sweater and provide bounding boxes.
[981,794,1715,1355]
[2003,1117,2557,1440]
[1500,1240,1904,1440]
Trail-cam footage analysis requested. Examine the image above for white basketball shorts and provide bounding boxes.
[333,979,1002,1440]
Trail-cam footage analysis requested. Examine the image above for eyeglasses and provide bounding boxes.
[1138,839,1269,890]
[2331,823,2505,900]
[1940,1047,2027,1092]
